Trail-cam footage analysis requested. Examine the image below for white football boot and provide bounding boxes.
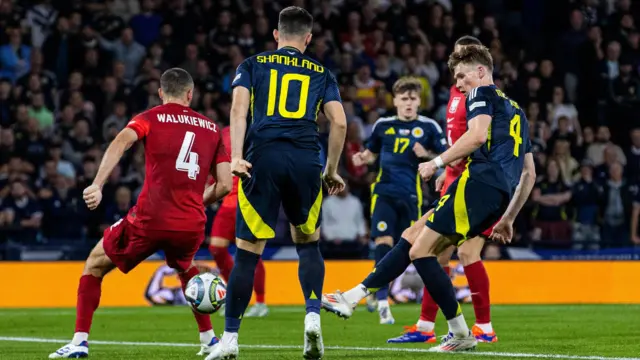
[244,303,269,318]
[429,331,477,352]
[205,332,239,360]
[303,312,324,359]
[197,336,220,356]
[48,341,89,358]
[320,291,354,319]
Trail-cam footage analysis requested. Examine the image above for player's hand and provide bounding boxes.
[352,152,367,167]
[83,184,103,210]
[489,219,514,244]
[323,171,345,195]
[419,161,438,181]
[412,142,429,158]
[231,158,252,179]
[435,171,447,192]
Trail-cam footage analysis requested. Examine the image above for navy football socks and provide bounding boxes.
[413,256,461,320]
[224,248,260,333]
[362,239,411,293]
[373,243,393,301]
[296,241,325,314]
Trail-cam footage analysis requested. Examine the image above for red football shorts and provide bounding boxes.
[103,218,204,274]
[481,220,498,237]
[440,175,499,239]
[210,205,237,241]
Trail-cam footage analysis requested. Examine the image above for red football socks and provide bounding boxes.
[254,258,266,303]
[419,266,450,322]
[75,275,103,333]
[464,261,491,324]
[209,245,234,282]
[179,266,213,332]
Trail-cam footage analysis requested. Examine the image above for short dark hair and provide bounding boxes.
[393,77,423,96]
[278,6,313,38]
[160,68,194,98]
[455,35,482,47]
[447,45,494,74]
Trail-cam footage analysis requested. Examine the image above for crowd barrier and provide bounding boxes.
[0,260,638,308]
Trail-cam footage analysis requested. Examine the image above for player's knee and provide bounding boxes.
[84,243,114,278]
[291,225,320,244]
[374,236,393,246]
[457,238,484,265]
[437,245,455,266]
[236,238,266,255]
[401,220,426,244]
[408,243,425,260]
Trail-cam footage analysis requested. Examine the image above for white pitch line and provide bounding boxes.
[0,336,639,360]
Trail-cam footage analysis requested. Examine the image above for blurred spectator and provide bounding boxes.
[42,17,82,88]
[586,126,626,166]
[321,183,368,259]
[27,92,53,132]
[62,119,94,168]
[1,181,42,242]
[41,174,86,239]
[102,101,128,142]
[130,0,162,47]
[98,27,146,81]
[553,139,579,185]
[101,186,131,233]
[601,162,633,248]
[0,28,31,83]
[25,0,58,48]
[572,161,603,250]
[531,159,573,247]
[627,129,640,183]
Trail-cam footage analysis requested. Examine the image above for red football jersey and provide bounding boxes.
[125,103,230,232]
[219,126,239,209]
[445,85,467,180]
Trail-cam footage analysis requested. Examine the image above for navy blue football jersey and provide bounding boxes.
[367,115,447,203]
[465,85,531,196]
[231,46,341,157]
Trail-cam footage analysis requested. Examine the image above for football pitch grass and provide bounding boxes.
[1,304,639,360]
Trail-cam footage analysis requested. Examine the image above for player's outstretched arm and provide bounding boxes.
[229,86,252,178]
[204,162,232,206]
[323,101,348,195]
[84,128,138,210]
[419,114,490,180]
[490,152,536,243]
[94,128,138,188]
[323,101,348,174]
[353,149,377,166]
[501,152,536,223]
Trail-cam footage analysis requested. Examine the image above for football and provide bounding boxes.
[184,273,227,314]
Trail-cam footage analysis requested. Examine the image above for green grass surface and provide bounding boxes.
[0,304,639,359]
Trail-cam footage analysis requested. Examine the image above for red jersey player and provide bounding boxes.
[386,36,498,344]
[49,68,232,359]
[208,126,268,317]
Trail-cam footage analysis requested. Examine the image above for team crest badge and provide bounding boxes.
[377,221,388,232]
[449,97,461,113]
[411,127,424,138]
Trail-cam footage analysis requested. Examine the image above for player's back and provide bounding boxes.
[233,46,340,158]
[127,103,224,231]
[465,85,530,196]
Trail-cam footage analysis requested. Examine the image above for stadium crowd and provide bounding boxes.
[1,0,640,259]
